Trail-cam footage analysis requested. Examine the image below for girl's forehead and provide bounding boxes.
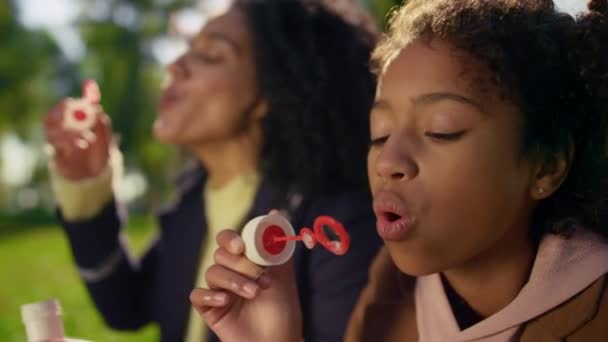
[378,40,475,95]
[376,39,516,117]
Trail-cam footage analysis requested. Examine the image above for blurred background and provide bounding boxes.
[0,0,587,340]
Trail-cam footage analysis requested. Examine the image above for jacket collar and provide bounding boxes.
[521,275,606,340]
[364,248,608,342]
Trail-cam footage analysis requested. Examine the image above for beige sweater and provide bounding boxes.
[49,148,260,342]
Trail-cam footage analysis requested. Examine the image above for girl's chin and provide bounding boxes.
[386,245,444,276]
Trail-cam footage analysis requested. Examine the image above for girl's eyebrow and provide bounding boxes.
[412,92,487,114]
[372,92,486,116]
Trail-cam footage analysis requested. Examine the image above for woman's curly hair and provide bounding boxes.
[235,0,378,197]
[373,0,608,238]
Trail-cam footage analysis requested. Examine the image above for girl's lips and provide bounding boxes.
[373,191,415,241]
[376,213,414,241]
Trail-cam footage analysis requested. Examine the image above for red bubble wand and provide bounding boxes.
[241,214,351,266]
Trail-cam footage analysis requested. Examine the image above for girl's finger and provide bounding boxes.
[191,288,236,327]
[205,264,261,299]
[216,230,245,255]
[213,248,268,287]
[190,288,231,309]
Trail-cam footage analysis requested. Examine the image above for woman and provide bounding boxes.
[193,0,608,341]
[43,1,382,341]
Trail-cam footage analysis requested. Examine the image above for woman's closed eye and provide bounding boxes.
[192,50,224,64]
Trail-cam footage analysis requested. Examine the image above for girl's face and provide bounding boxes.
[368,39,538,276]
[155,7,265,147]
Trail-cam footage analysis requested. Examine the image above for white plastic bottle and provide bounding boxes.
[21,299,91,342]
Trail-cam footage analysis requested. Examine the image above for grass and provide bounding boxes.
[0,216,161,341]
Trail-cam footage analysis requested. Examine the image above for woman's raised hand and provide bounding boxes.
[43,89,112,181]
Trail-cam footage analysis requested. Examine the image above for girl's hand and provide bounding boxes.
[190,229,303,342]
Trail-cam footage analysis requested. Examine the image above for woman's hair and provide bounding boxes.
[373,0,608,238]
[236,0,378,197]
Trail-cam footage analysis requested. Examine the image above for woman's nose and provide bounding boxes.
[166,54,188,81]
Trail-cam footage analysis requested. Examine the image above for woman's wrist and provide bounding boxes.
[49,146,123,222]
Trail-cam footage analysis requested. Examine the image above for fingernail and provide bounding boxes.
[75,139,89,149]
[82,130,97,142]
[203,293,227,303]
[258,274,271,289]
[230,238,243,253]
[242,283,259,297]
[212,293,227,303]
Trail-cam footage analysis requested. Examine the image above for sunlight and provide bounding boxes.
[555,0,588,15]
[16,0,84,61]
[0,134,37,187]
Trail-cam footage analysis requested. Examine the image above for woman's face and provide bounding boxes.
[155,7,264,147]
[368,39,538,276]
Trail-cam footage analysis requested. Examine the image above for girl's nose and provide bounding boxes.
[374,138,418,182]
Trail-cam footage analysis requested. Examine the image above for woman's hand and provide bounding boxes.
[43,100,112,181]
[191,230,303,342]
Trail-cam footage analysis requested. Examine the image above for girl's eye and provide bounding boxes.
[425,130,466,141]
[369,136,389,148]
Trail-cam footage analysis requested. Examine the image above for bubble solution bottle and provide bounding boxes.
[21,299,92,342]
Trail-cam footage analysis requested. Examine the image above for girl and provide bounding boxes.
[192,0,608,341]
[43,1,382,341]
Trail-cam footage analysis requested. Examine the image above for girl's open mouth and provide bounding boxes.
[373,191,415,241]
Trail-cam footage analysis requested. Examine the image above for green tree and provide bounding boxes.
[0,0,71,209]
[0,1,67,136]
[0,0,404,213]
[76,0,190,207]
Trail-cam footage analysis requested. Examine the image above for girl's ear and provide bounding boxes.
[253,98,269,120]
[529,142,573,200]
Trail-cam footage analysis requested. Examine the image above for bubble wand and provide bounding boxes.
[241,214,351,266]
[62,80,101,133]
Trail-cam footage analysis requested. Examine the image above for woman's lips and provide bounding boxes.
[159,88,178,111]
[373,191,415,241]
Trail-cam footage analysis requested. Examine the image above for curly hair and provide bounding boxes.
[234,0,378,197]
[373,0,608,238]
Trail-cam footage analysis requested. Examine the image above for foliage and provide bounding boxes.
[0,0,404,208]
[0,1,65,137]
[368,0,405,28]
